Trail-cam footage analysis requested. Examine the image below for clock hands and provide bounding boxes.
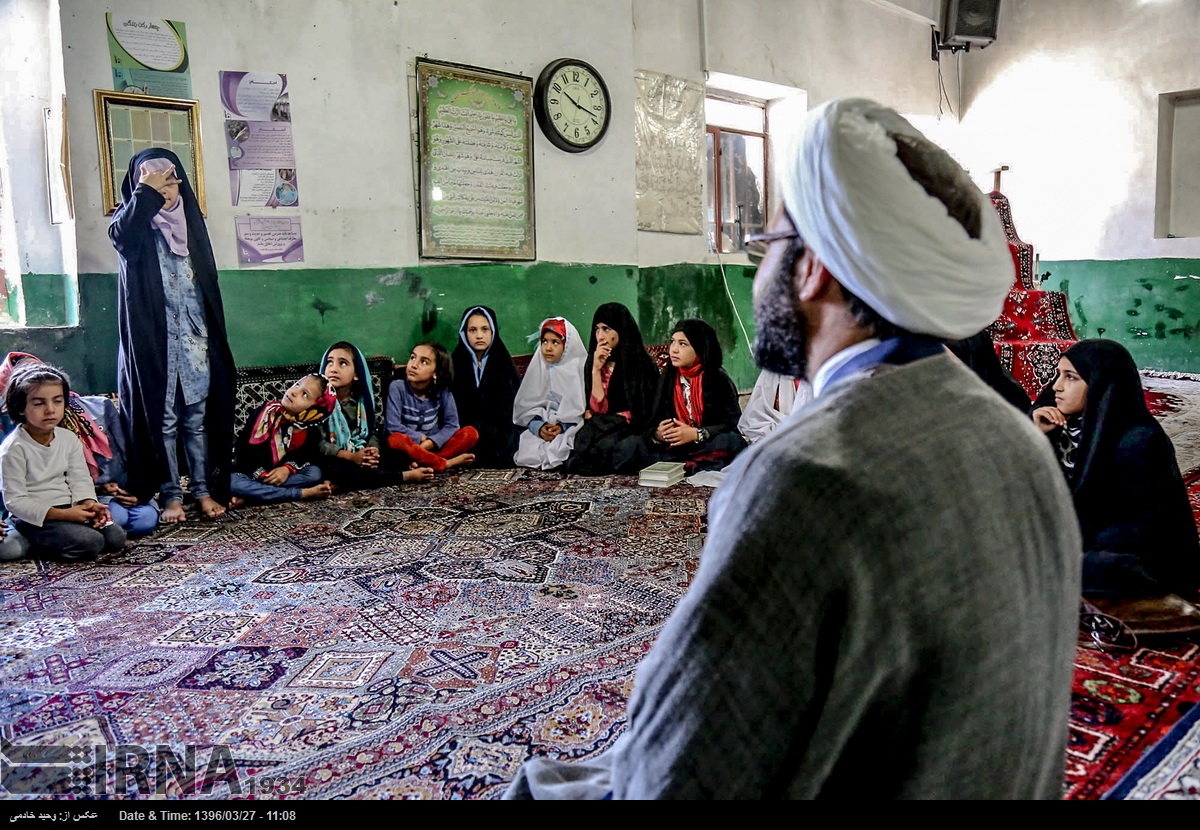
[536,60,608,151]
[563,90,599,126]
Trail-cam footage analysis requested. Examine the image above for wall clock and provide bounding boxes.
[534,58,611,153]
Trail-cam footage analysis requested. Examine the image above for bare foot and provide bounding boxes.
[162,501,186,523]
[403,466,435,483]
[198,496,226,520]
[301,481,334,500]
[228,496,246,509]
[444,453,476,470]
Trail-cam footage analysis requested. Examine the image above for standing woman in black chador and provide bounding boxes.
[634,318,745,474]
[450,306,520,467]
[568,302,661,474]
[1032,339,1200,601]
[109,148,236,522]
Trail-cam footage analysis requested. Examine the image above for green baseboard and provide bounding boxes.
[19,273,74,327]
[12,261,762,394]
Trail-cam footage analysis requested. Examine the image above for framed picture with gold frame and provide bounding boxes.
[93,89,205,215]
[416,58,535,260]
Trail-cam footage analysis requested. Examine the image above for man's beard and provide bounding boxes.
[753,261,809,379]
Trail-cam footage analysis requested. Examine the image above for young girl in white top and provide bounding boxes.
[0,363,126,561]
[512,317,587,470]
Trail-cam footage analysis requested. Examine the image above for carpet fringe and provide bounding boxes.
[1143,370,1200,382]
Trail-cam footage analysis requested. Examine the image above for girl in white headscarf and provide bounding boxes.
[512,318,586,470]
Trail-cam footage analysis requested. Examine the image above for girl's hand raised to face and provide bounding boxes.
[1032,406,1068,434]
[139,163,181,192]
[593,344,612,373]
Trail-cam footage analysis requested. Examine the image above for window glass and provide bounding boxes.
[705,97,765,133]
[706,96,768,255]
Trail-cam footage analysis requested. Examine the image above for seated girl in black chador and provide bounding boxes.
[451,307,520,468]
[634,318,745,474]
[568,302,661,475]
[1032,339,1200,601]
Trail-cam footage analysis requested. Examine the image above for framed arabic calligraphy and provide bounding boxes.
[416,59,535,260]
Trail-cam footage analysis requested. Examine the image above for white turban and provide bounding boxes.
[780,98,1014,340]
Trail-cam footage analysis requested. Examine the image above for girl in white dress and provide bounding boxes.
[512,318,586,470]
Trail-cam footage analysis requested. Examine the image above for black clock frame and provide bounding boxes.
[533,58,611,153]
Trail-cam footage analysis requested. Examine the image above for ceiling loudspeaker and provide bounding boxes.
[940,0,1001,45]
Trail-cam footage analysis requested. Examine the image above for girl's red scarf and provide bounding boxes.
[249,390,336,466]
[62,400,112,482]
[673,362,704,426]
[250,403,310,466]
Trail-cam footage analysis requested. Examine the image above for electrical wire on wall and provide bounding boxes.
[713,251,755,360]
[936,50,957,119]
[958,50,965,126]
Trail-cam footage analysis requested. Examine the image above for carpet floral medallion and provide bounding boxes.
[0,471,705,799]
[3,454,1200,799]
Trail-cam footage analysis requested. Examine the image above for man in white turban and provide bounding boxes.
[506,99,1081,799]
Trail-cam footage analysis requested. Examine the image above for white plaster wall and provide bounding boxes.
[867,0,938,26]
[702,0,947,116]
[631,0,954,267]
[957,0,1200,260]
[57,0,956,275]
[630,0,709,267]
[60,0,639,273]
[2,0,74,276]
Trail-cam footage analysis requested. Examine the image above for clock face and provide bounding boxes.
[535,59,610,152]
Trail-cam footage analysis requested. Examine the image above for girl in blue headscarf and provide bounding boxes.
[318,341,432,489]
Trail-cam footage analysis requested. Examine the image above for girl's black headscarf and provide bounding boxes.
[673,318,724,373]
[584,302,660,429]
[1034,339,1199,597]
[109,147,236,503]
[451,306,514,392]
[1033,339,1153,489]
[648,318,733,427]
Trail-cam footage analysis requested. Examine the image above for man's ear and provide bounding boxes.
[794,252,833,303]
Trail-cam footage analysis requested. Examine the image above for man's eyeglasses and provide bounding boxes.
[743,229,803,266]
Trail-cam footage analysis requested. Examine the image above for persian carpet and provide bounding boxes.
[5,464,1200,799]
[0,470,707,799]
[1066,640,1200,799]
[1064,469,1200,800]
[1103,688,1200,799]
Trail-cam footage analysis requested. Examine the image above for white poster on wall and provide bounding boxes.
[107,14,192,98]
[634,70,704,235]
[235,215,304,264]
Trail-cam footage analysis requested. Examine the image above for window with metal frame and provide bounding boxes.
[706,93,768,256]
